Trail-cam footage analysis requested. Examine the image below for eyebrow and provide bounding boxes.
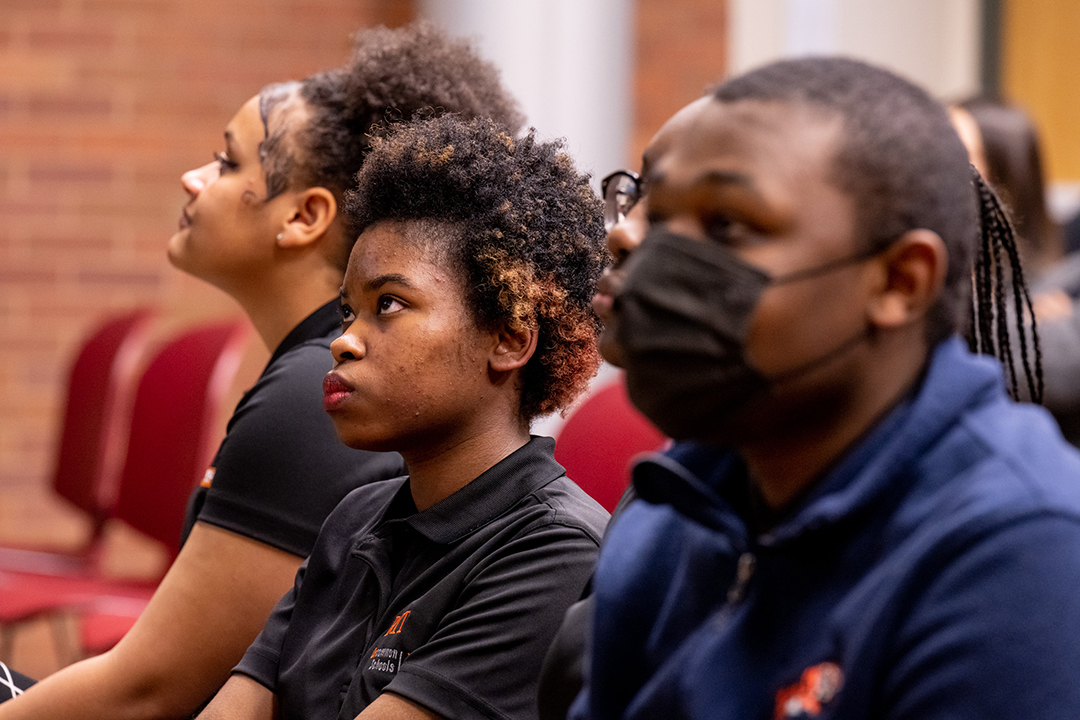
[644,168,757,197]
[697,169,753,187]
[364,273,414,292]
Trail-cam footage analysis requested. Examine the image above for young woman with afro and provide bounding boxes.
[0,22,524,720]
[197,115,610,720]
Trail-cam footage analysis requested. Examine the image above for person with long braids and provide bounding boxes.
[951,100,1080,446]
[571,57,1080,720]
[198,114,608,720]
[0,22,523,720]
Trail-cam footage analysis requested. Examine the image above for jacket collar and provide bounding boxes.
[633,337,1005,545]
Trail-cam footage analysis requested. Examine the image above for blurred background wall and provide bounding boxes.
[0,0,727,497]
[0,0,413,496]
[2,0,1079,521]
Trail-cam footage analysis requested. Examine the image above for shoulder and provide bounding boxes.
[257,337,335,394]
[885,397,1080,605]
[224,338,334,434]
[949,397,1080,522]
[519,476,610,546]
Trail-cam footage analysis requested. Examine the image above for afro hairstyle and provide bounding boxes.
[257,21,525,267]
[345,115,608,422]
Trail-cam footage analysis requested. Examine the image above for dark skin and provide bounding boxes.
[594,97,710,367]
[636,98,947,509]
[199,220,538,719]
[326,220,536,511]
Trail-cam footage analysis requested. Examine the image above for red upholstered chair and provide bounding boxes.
[0,320,250,660]
[554,378,666,513]
[0,309,153,576]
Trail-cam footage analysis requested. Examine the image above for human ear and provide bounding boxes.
[276,187,338,249]
[489,320,539,373]
[867,229,947,329]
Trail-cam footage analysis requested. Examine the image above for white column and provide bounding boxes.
[417,0,634,184]
[418,0,633,435]
[730,0,981,100]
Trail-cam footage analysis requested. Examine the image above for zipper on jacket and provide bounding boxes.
[726,551,756,605]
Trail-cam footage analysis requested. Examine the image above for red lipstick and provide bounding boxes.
[322,372,352,412]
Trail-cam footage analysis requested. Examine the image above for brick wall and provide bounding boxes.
[0,0,414,489]
[0,0,726,494]
[632,0,728,164]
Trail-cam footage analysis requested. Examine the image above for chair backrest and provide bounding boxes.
[554,378,665,512]
[52,309,154,528]
[111,321,249,558]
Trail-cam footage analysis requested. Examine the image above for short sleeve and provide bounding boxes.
[233,560,307,690]
[195,340,405,556]
[882,515,1080,720]
[384,523,601,720]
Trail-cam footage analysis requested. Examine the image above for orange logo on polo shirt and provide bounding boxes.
[383,610,410,636]
[773,662,843,719]
[200,467,216,488]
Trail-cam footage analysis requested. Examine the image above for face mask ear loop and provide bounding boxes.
[770,242,889,285]
[763,326,871,389]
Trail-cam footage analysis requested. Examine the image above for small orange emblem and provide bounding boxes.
[200,467,216,488]
[773,662,843,719]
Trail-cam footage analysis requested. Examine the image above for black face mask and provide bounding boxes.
[614,229,879,442]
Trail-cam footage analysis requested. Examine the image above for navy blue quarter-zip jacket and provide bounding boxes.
[573,338,1080,720]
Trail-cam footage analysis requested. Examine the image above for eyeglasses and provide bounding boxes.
[601,170,641,232]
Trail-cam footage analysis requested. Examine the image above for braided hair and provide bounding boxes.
[969,168,1044,402]
[712,57,1042,403]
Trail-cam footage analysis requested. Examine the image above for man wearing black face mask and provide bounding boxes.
[569,59,1080,720]
[618,228,884,443]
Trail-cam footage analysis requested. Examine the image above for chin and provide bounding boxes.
[333,424,397,453]
[165,232,190,271]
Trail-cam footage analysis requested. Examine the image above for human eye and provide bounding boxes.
[376,295,406,316]
[702,212,764,249]
[703,214,733,243]
[214,152,238,173]
[339,302,355,328]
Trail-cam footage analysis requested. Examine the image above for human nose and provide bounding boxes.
[331,329,366,364]
[607,201,649,265]
[181,161,220,198]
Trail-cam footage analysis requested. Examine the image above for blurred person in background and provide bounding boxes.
[198,114,608,720]
[951,98,1063,279]
[572,57,1080,720]
[952,99,1080,445]
[0,22,523,720]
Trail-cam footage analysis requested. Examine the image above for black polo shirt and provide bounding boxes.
[180,300,407,557]
[234,436,608,720]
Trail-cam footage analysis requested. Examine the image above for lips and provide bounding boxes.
[322,372,353,412]
[178,208,192,231]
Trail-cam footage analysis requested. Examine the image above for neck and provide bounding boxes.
[232,261,342,351]
[402,411,531,512]
[738,331,928,510]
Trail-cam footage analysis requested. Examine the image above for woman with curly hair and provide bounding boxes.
[198,114,609,720]
[0,22,522,720]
